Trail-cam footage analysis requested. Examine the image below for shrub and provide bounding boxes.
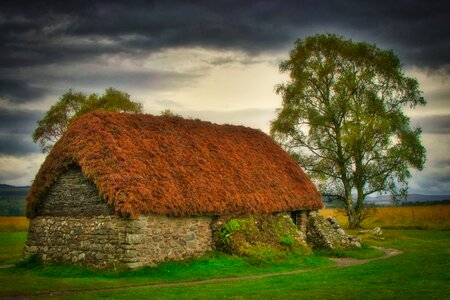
[15,254,42,268]
[212,213,311,260]
[279,233,295,247]
[243,245,286,264]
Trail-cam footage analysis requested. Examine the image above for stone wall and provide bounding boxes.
[36,167,113,216]
[306,211,361,250]
[25,167,213,269]
[24,214,213,269]
[25,167,359,269]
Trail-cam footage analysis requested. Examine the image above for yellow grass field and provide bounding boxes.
[0,204,449,232]
[0,217,29,232]
[320,204,450,230]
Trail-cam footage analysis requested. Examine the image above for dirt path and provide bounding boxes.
[330,247,402,267]
[0,265,14,269]
[1,247,403,300]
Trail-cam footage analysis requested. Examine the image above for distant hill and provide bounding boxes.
[1,183,450,215]
[365,194,450,206]
[0,184,29,216]
[0,183,31,189]
[323,194,450,208]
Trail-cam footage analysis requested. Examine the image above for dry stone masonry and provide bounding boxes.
[36,168,113,216]
[24,215,213,269]
[306,211,361,249]
[24,168,213,269]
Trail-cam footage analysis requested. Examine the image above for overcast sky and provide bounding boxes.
[1,0,449,194]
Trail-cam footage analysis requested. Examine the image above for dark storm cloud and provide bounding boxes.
[0,108,43,154]
[0,107,43,134]
[0,79,47,103]
[0,134,40,155]
[412,115,450,134]
[0,0,448,69]
[40,69,202,91]
[410,158,450,194]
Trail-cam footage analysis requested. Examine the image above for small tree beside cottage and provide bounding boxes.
[33,88,142,153]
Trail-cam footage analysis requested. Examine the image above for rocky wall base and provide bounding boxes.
[24,215,213,269]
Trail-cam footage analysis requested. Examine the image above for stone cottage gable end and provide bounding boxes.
[25,167,213,269]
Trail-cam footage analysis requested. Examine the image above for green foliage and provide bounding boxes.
[271,34,427,228]
[279,233,295,247]
[243,245,287,264]
[15,254,42,268]
[159,109,181,117]
[0,232,331,296]
[32,88,143,153]
[214,214,311,259]
[220,219,242,242]
[0,232,27,264]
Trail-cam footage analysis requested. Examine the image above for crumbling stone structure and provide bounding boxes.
[306,211,361,249]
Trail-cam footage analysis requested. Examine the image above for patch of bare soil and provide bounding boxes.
[330,247,403,267]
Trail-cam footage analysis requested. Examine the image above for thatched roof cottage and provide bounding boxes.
[24,112,323,269]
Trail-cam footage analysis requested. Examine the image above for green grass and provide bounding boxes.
[314,242,386,259]
[0,230,449,299]
[56,230,450,299]
[0,231,27,264]
[0,239,332,297]
[12,251,331,280]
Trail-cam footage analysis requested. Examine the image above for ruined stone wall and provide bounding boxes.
[24,215,213,269]
[25,167,213,269]
[306,211,361,249]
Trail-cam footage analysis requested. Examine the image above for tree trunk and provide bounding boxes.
[348,213,361,229]
[344,194,362,229]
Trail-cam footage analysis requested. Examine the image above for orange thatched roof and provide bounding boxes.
[27,112,322,218]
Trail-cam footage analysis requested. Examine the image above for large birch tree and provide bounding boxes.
[271,34,426,228]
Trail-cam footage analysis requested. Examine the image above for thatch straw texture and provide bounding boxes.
[27,112,322,217]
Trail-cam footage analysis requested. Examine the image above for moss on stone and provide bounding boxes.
[212,213,311,260]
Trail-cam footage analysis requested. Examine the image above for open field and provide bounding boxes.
[320,203,450,230]
[0,229,448,299]
[0,209,450,299]
[0,216,29,232]
[0,206,449,298]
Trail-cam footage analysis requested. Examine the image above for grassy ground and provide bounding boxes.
[55,230,450,299]
[0,229,448,299]
[0,231,335,297]
[1,209,449,299]
[0,231,27,264]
